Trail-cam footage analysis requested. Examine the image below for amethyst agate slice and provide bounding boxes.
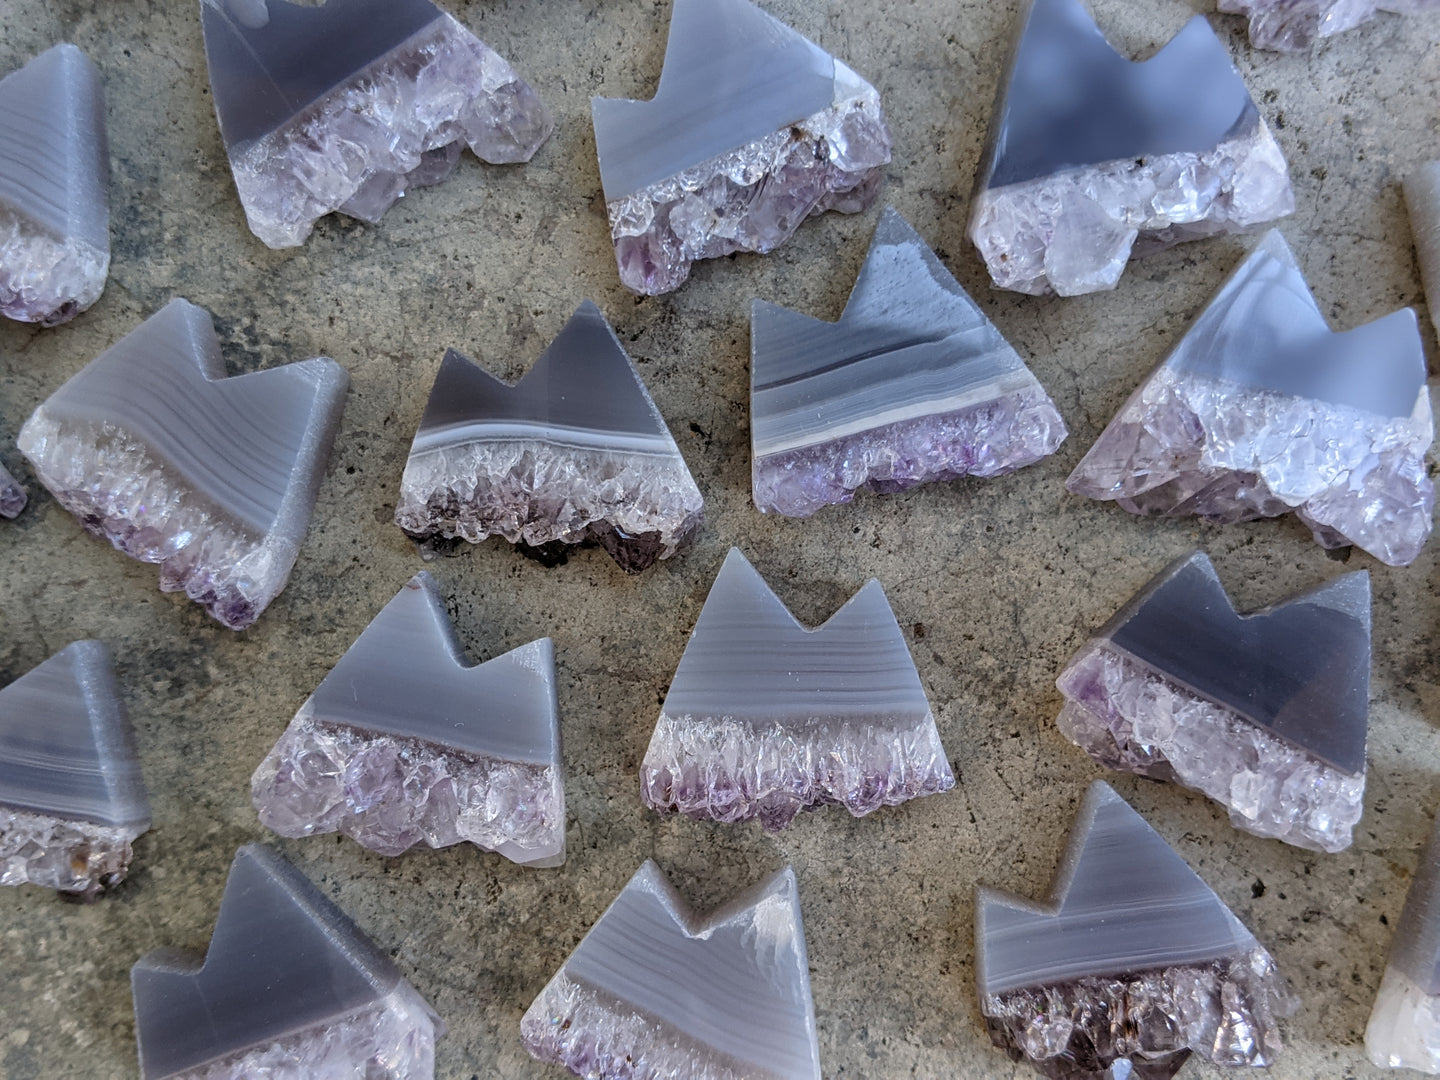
[131,845,441,1080]
[1367,813,1440,1072]
[252,571,563,865]
[592,0,891,296]
[1219,0,1440,51]
[1407,161,1440,343]
[1056,553,1370,853]
[0,641,149,899]
[1068,230,1433,565]
[978,782,1291,1080]
[752,207,1067,517]
[200,0,552,248]
[969,0,1293,296]
[17,299,349,629]
[0,44,109,325]
[522,860,820,1079]
[395,301,703,573]
[641,548,953,831]
[0,460,24,518]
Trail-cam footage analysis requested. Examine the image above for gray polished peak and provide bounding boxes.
[1387,814,1440,995]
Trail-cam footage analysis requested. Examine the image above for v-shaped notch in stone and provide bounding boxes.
[0,640,148,829]
[977,781,1258,996]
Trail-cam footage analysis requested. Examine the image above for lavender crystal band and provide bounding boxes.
[0,805,142,899]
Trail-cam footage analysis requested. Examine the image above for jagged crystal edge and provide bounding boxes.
[0,204,108,326]
[521,970,759,1080]
[640,711,955,832]
[982,949,1291,1080]
[395,440,704,563]
[1,804,142,898]
[753,383,1068,517]
[1057,640,1363,853]
[252,709,563,863]
[1366,964,1440,1074]
[606,83,892,295]
[1068,366,1435,566]
[18,411,289,630]
[228,13,552,248]
[163,982,439,1080]
[1217,0,1431,52]
[0,463,25,518]
[969,120,1293,296]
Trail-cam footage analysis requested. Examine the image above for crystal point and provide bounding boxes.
[593,0,891,295]
[641,548,954,830]
[395,301,704,572]
[0,43,110,325]
[1056,553,1370,852]
[1068,230,1433,565]
[1406,161,1440,344]
[132,845,441,1080]
[252,571,564,865]
[17,298,349,629]
[751,207,1067,516]
[0,460,25,518]
[978,782,1290,1078]
[1218,0,1440,52]
[1367,814,1440,1073]
[969,0,1293,296]
[522,860,821,1079]
[200,0,553,248]
[0,641,149,898]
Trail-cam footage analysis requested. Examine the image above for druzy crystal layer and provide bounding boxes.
[593,0,890,296]
[1218,0,1440,52]
[522,861,822,1080]
[751,207,1066,517]
[969,0,1292,296]
[0,462,24,518]
[0,806,142,899]
[18,299,349,629]
[641,549,954,830]
[201,0,551,248]
[1367,813,1440,1073]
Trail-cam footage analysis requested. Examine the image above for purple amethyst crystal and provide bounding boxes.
[1218,0,1440,52]
[0,461,25,518]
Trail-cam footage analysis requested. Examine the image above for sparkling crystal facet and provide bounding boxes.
[1068,230,1433,565]
[977,782,1292,1079]
[592,0,891,295]
[522,860,821,1079]
[200,0,552,248]
[18,299,349,629]
[1406,161,1440,345]
[641,548,954,831]
[0,460,25,518]
[1367,814,1440,1073]
[1217,0,1440,52]
[131,845,442,1080]
[252,571,564,865]
[969,0,1293,296]
[395,301,704,572]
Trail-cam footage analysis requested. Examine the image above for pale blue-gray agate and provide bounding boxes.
[1387,815,1440,996]
[977,782,1259,997]
[591,0,838,201]
[0,641,148,829]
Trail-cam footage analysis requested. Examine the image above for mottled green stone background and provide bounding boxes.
[1,0,1438,1077]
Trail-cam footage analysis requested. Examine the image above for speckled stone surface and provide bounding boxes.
[0,2,1436,1078]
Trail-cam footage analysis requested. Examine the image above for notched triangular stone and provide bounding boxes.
[0,640,148,898]
[968,0,1293,296]
[0,460,25,518]
[131,844,441,1080]
[1068,230,1434,566]
[17,298,349,630]
[395,300,704,573]
[751,206,1067,517]
[201,0,552,248]
[252,570,564,865]
[0,43,110,325]
[641,548,953,830]
[592,0,891,295]
[521,859,821,1080]
[1367,812,1440,1072]
[977,782,1290,1079]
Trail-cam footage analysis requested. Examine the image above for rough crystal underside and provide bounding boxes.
[1367,965,1440,1074]
[17,413,284,630]
[165,984,437,1080]
[0,204,109,326]
[252,711,562,860]
[982,949,1290,1080]
[231,14,551,248]
[1058,641,1363,853]
[969,122,1293,296]
[0,462,24,518]
[753,383,1068,517]
[396,440,705,570]
[608,89,890,296]
[1067,365,1435,566]
[1217,0,1436,51]
[641,712,955,831]
[0,804,141,899]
